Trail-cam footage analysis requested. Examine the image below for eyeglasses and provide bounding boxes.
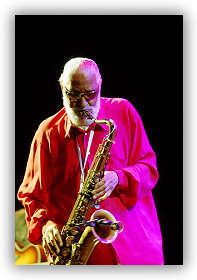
[63,87,99,101]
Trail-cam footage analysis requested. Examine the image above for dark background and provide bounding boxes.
[15,15,183,265]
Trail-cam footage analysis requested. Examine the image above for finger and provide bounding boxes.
[43,238,50,256]
[98,193,108,201]
[54,228,63,248]
[92,186,107,199]
[46,235,54,255]
[98,186,113,201]
[98,189,112,201]
[52,238,60,254]
[93,186,111,199]
[92,185,106,196]
[47,242,57,258]
[94,177,106,189]
[44,240,53,257]
[46,234,51,245]
[49,231,60,254]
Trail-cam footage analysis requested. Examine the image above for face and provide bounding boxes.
[62,69,101,128]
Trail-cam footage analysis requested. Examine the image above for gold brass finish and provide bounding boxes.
[49,111,121,265]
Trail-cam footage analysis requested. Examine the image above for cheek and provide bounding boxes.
[70,101,77,108]
[88,100,96,107]
[91,95,100,107]
[63,95,77,109]
[66,97,77,108]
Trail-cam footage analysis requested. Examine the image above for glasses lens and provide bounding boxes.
[65,89,99,101]
[67,92,80,100]
[84,91,98,100]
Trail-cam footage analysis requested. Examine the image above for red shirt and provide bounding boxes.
[17,97,164,265]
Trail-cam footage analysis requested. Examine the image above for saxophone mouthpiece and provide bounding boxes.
[82,110,95,121]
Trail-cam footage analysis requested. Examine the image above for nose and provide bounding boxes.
[78,96,87,108]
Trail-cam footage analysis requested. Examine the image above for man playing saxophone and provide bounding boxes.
[17,57,164,265]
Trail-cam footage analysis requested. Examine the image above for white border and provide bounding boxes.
[1,0,196,279]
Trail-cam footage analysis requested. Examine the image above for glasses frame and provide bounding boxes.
[63,87,100,101]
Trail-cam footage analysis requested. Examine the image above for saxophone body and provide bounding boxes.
[50,111,122,265]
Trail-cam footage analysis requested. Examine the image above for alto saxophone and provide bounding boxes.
[49,111,123,265]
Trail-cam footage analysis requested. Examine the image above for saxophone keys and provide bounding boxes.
[90,199,100,209]
[57,258,65,265]
[61,247,71,257]
[79,206,86,213]
[52,255,64,265]
[65,235,75,246]
[93,178,100,183]
[84,198,89,204]
[70,226,79,235]
[94,202,100,209]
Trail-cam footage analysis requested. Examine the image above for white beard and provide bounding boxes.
[63,95,100,130]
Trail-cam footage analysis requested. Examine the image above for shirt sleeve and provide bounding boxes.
[17,127,54,244]
[113,101,159,208]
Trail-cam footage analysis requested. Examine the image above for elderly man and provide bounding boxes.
[17,57,164,265]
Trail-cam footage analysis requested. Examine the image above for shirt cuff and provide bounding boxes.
[113,169,128,190]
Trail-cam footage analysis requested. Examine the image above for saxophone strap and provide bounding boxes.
[76,128,95,192]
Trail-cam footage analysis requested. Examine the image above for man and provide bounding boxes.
[17,57,164,265]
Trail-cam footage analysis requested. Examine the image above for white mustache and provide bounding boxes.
[74,110,89,119]
[75,109,92,114]
[74,108,93,116]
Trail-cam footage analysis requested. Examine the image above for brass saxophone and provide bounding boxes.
[49,111,123,265]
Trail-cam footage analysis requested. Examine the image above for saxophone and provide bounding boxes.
[49,111,123,265]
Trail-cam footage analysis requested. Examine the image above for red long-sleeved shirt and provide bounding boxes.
[17,97,164,264]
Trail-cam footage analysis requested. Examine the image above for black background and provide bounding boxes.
[15,15,183,265]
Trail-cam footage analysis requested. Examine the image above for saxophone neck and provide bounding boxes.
[82,110,117,138]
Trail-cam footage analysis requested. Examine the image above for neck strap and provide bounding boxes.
[76,129,95,192]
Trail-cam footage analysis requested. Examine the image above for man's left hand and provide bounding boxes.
[92,171,118,201]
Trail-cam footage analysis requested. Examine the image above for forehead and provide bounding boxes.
[65,69,99,91]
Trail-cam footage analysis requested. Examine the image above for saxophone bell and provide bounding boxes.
[90,209,124,244]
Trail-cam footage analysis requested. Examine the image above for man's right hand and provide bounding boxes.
[42,224,63,257]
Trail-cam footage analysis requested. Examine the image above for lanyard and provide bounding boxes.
[76,129,95,192]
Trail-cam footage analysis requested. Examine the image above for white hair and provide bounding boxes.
[59,57,102,87]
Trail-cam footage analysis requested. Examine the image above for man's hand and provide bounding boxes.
[42,224,63,258]
[92,171,119,202]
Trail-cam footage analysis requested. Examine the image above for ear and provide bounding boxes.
[99,79,103,89]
